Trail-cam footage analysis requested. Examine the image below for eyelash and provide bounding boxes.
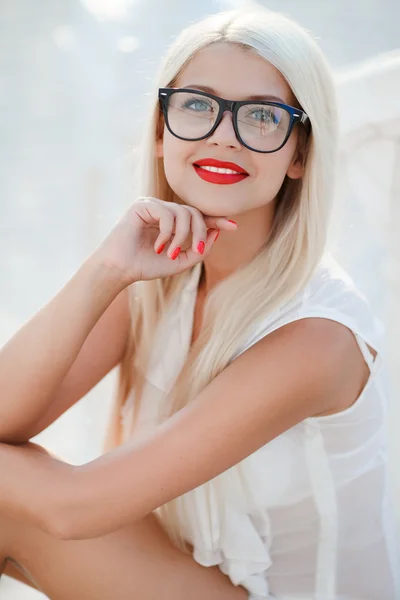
[244,108,279,124]
[182,98,214,111]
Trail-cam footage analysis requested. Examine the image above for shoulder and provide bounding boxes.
[243,315,369,417]
[236,254,381,417]
[241,253,385,355]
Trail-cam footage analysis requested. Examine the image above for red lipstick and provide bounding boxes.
[193,158,249,185]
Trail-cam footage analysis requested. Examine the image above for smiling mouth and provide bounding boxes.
[193,163,249,185]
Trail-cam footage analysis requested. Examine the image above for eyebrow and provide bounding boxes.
[181,84,286,103]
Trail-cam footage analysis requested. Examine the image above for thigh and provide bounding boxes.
[3,511,247,600]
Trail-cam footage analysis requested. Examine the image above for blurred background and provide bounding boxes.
[0,0,399,597]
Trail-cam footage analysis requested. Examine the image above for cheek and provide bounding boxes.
[162,132,197,185]
[256,156,289,185]
[161,137,192,199]
[160,131,178,171]
[256,139,297,185]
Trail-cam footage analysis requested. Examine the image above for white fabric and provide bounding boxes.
[121,253,400,600]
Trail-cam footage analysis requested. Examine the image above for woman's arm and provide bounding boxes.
[0,255,126,444]
[0,440,75,534]
[0,200,234,445]
[25,286,131,441]
[1,317,366,541]
[1,444,57,591]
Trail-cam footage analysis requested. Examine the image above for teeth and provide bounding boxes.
[198,165,242,175]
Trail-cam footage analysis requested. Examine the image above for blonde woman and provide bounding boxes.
[0,7,398,600]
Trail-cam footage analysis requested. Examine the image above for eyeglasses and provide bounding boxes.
[158,87,310,154]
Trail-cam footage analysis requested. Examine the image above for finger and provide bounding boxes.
[152,207,176,254]
[203,216,238,231]
[166,206,191,259]
[173,228,219,271]
[203,228,220,253]
[135,200,176,252]
[185,207,208,255]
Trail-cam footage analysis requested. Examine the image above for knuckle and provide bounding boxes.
[137,196,153,206]
[185,205,202,217]
[187,207,206,227]
[192,219,207,238]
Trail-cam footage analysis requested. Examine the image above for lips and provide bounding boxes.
[193,158,249,185]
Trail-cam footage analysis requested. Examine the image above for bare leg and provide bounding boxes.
[0,483,247,600]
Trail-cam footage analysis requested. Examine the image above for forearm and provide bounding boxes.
[0,441,76,536]
[0,255,126,443]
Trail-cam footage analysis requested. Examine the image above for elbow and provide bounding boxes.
[26,497,76,541]
[47,503,137,542]
[43,468,89,541]
[44,485,109,542]
[46,512,74,541]
[47,511,109,542]
[46,503,90,542]
[45,465,134,541]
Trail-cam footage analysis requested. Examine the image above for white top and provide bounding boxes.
[121,253,400,600]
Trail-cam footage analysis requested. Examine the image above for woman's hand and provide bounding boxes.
[93,197,238,285]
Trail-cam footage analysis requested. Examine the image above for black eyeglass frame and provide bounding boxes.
[158,87,310,154]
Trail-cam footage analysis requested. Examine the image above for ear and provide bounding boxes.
[286,154,303,180]
[286,140,305,179]
[287,128,309,180]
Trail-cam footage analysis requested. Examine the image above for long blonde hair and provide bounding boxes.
[103,7,338,548]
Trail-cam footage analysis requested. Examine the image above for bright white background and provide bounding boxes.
[1,0,399,597]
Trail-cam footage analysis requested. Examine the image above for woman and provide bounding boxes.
[0,7,398,600]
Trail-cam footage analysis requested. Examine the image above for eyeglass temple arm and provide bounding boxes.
[294,111,309,125]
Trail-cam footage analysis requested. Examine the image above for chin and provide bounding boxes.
[179,191,240,216]
[187,199,231,217]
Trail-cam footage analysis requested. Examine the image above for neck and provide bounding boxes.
[200,201,275,295]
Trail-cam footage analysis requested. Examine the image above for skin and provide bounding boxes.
[0,42,374,599]
[157,42,303,293]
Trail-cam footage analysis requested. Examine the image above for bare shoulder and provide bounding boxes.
[248,317,375,417]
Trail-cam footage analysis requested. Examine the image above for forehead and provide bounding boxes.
[175,43,294,105]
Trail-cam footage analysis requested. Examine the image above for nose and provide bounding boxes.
[205,110,241,150]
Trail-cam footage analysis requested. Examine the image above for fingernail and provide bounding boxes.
[197,240,205,255]
[156,243,166,254]
[170,247,181,260]
[214,230,220,241]
[228,220,237,226]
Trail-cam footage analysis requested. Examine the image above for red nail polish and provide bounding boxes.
[228,220,237,226]
[214,230,220,241]
[156,243,165,254]
[170,247,181,260]
[197,240,205,255]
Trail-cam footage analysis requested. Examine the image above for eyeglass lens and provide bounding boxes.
[166,90,291,152]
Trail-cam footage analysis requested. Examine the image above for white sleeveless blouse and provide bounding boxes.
[121,253,400,600]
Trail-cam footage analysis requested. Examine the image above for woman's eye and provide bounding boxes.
[248,108,278,124]
[183,98,213,111]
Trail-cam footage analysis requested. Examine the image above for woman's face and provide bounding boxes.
[157,43,304,218]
